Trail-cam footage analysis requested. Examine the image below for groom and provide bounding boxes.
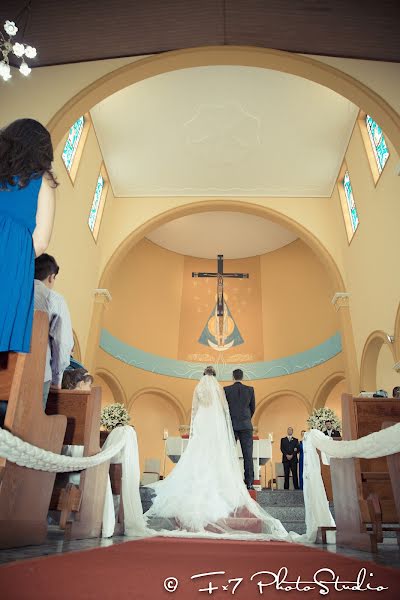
[224,369,256,490]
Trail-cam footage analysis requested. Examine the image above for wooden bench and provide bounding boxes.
[0,311,67,549]
[46,387,110,540]
[330,394,400,552]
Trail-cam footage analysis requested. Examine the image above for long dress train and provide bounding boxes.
[144,375,291,540]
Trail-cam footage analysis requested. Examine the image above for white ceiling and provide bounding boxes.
[90,65,358,198]
[146,212,297,258]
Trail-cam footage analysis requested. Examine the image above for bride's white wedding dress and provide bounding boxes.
[144,374,291,540]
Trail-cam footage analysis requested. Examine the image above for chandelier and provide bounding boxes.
[0,4,37,82]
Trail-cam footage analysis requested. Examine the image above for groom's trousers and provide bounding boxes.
[234,429,254,486]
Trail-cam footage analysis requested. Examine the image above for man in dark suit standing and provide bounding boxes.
[224,369,255,490]
[323,420,341,438]
[280,427,299,490]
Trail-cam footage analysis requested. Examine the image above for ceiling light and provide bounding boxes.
[0,4,37,83]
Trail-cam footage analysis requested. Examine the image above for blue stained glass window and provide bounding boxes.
[62,116,85,172]
[88,174,105,233]
[365,115,389,174]
[343,171,359,234]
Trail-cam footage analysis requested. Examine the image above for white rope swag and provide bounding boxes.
[0,423,400,543]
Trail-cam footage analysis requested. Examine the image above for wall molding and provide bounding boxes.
[99,329,342,381]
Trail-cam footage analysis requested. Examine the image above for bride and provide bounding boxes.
[144,366,291,540]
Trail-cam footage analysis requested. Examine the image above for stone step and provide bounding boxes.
[257,489,305,507]
[264,506,305,522]
[282,521,307,535]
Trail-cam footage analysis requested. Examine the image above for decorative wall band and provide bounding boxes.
[100,329,342,381]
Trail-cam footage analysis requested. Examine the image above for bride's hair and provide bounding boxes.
[203,365,216,377]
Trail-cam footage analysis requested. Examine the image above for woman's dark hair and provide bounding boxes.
[62,368,93,390]
[34,253,59,281]
[0,118,58,189]
[203,366,216,377]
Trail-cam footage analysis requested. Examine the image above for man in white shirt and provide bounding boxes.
[280,427,299,489]
[34,254,74,408]
[324,420,341,438]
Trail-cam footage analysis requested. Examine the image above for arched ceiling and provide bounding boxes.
[90,65,358,197]
[146,212,297,258]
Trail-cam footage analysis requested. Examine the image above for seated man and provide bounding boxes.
[62,368,93,391]
[34,254,74,408]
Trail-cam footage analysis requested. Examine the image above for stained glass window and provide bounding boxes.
[365,115,389,174]
[343,171,359,234]
[62,116,85,172]
[88,173,105,235]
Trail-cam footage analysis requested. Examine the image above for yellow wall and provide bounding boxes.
[103,239,184,357]
[376,344,400,394]
[261,240,337,359]
[46,125,115,357]
[336,123,400,369]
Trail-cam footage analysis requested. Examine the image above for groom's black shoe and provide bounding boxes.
[246,484,255,490]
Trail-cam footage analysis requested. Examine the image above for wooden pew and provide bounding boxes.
[46,387,110,540]
[382,421,400,538]
[0,311,67,549]
[330,394,400,552]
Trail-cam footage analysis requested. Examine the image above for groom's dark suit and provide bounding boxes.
[223,381,255,487]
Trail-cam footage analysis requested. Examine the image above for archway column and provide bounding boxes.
[85,289,112,372]
[332,294,359,394]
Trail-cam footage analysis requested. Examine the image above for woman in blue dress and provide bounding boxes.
[0,118,57,353]
[299,429,306,490]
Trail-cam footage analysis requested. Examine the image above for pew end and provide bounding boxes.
[330,395,400,553]
[46,386,110,540]
[0,312,67,549]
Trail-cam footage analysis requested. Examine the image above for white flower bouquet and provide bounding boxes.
[307,406,341,432]
[101,403,131,432]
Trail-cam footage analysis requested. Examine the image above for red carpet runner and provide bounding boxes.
[0,538,399,599]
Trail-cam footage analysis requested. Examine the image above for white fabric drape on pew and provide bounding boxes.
[1,423,400,542]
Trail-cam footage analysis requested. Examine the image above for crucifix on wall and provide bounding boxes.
[192,255,249,348]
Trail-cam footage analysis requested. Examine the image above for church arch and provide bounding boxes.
[254,389,312,426]
[360,330,396,391]
[128,387,186,424]
[94,368,127,406]
[47,46,400,156]
[312,372,346,410]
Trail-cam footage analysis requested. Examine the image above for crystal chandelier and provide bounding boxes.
[0,11,37,82]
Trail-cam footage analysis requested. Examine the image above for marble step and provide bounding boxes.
[282,521,307,535]
[257,490,305,507]
[263,506,305,522]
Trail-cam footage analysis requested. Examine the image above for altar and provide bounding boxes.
[166,437,272,490]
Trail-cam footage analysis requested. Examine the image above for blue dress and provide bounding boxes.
[0,176,42,353]
[299,440,304,490]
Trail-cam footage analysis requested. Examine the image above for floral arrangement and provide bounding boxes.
[307,406,341,432]
[101,403,130,432]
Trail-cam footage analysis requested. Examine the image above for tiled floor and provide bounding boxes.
[0,528,399,569]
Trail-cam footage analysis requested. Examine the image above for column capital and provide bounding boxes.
[331,292,350,311]
[94,288,112,304]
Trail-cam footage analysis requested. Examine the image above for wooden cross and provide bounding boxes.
[192,255,249,317]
